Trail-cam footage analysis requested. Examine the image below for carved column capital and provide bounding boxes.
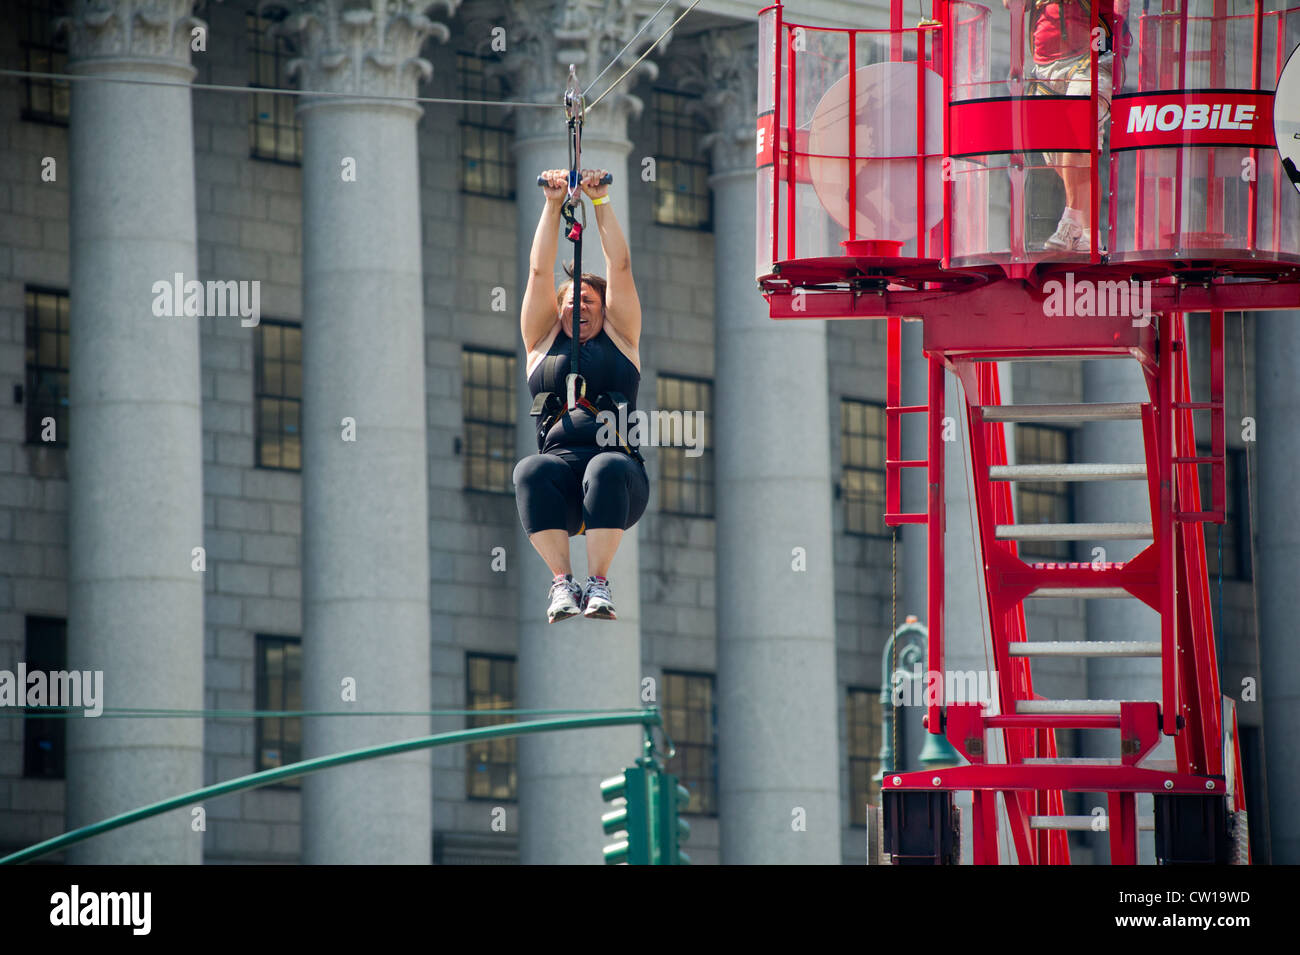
[693,25,760,175]
[502,0,682,140]
[60,0,205,68]
[281,0,460,104]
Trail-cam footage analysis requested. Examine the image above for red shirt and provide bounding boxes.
[1032,1,1097,64]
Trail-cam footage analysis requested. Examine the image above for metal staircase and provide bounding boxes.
[880,309,1250,865]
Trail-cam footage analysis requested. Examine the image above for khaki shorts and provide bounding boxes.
[1027,51,1113,168]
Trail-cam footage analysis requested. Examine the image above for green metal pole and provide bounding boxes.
[1,710,659,866]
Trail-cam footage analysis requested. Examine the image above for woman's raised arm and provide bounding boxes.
[582,171,641,350]
[520,170,567,352]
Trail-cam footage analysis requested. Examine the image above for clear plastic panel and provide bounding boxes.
[757,6,776,278]
[1111,0,1300,260]
[759,5,775,115]
[772,22,944,262]
[948,1,1110,265]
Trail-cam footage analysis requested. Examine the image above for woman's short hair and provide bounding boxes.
[555,262,608,316]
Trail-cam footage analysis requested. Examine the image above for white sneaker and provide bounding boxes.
[582,576,617,620]
[547,574,583,623]
[1044,215,1084,252]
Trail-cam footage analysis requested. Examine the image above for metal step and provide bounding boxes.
[1030,815,1156,832]
[989,463,1146,482]
[1009,641,1161,658]
[1016,699,1131,715]
[1030,587,1131,598]
[981,402,1143,422]
[973,355,1127,363]
[1021,757,1122,765]
[997,522,1153,541]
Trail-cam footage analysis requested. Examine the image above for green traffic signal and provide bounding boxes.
[601,766,693,864]
[658,775,692,865]
[600,767,650,865]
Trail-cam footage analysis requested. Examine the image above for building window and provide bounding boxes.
[255,635,302,785]
[841,399,887,536]
[458,52,515,199]
[1026,167,1067,251]
[255,320,302,471]
[662,671,716,815]
[1015,424,1073,561]
[466,654,517,801]
[248,8,302,164]
[1199,446,1252,581]
[462,348,516,493]
[656,374,714,517]
[23,616,67,779]
[24,287,69,447]
[650,89,711,229]
[847,687,883,826]
[16,1,70,124]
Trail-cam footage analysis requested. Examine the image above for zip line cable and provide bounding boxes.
[0,67,558,109]
[0,0,698,115]
[582,0,678,98]
[586,0,702,112]
[1,705,654,720]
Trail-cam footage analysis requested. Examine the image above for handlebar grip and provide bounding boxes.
[536,172,615,186]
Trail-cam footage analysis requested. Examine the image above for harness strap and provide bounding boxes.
[529,389,644,465]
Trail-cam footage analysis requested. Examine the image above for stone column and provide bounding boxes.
[63,0,206,865]
[1079,356,1164,864]
[1256,311,1300,863]
[506,0,664,865]
[699,27,842,864]
[288,0,451,864]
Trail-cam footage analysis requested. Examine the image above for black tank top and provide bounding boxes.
[528,326,640,453]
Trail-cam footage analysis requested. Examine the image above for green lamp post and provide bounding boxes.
[874,616,963,787]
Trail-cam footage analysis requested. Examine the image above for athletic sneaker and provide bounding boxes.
[547,574,584,623]
[1044,214,1085,252]
[582,575,617,620]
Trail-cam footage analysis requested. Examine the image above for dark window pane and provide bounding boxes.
[657,376,714,517]
[651,90,711,230]
[466,653,518,800]
[25,288,70,446]
[462,348,517,492]
[841,399,887,536]
[255,635,302,786]
[255,322,302,471]
[458,53,516,199]
[1015,424,1073,560]
[248,10,302,164]
[663,672,716,815]
[846,687,882,826]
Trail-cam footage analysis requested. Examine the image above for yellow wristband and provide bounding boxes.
[592,195,610,206]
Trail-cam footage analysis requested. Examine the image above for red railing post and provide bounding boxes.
[926,353,946,735]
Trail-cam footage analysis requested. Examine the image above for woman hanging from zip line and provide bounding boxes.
[513,167,647,623]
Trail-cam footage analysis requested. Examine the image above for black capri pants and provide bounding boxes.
[513,448,649,536]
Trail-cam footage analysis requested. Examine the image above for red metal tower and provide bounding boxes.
[757,0,1299,863]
